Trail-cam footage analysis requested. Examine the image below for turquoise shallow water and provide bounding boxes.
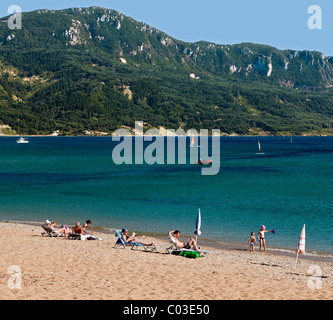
[0,136,332,255]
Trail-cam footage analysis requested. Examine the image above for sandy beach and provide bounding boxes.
[0,221,332,300]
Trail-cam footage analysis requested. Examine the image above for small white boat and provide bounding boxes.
[195,159,212,165]
[16,137,29,144]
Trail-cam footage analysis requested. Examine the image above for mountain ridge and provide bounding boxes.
[0,6,332,135]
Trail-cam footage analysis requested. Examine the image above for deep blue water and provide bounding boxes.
[0,136,332,255]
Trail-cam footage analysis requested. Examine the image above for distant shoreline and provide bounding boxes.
[1,134,333,137]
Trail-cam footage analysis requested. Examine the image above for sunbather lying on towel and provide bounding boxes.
[168,230,201,253]
[120,228,156,246]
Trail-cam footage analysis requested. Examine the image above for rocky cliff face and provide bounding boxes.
[1,7,332,89]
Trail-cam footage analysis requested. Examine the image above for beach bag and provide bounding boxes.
[80,234,88,241]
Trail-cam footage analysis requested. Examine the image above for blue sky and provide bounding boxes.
[1,0,333,55]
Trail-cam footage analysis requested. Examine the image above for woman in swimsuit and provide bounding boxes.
[257,225,274,252]
[121,228,156,246]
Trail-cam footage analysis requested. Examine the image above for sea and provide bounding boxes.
[0,136,332,257]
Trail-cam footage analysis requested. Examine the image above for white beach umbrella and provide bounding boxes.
[295,224,306,268]
[194,208,202,244]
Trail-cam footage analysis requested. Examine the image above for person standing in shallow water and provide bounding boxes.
[257,225,274,252]
[248,232,257,252]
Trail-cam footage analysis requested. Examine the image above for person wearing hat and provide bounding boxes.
[121,228,134,243]
[257,225,274,252]
[120,228,156,246]
[44,219,69,238]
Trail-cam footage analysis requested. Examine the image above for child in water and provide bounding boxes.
[257,225,274,252]
[248,232,258,252]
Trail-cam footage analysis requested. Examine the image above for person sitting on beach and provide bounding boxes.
[257,225,274,252]
[82,220,94,235]
[60,224,71,234]
[71,222,101,240]
[72,222,85,235]
[120,228,156,246]
[248,232,257,252]
[45,220,69,238]
[168,230,201,253]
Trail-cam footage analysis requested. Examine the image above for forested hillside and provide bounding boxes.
[0,7,332,135]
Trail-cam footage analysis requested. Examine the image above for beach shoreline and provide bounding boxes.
[2,220,333,263]
[1,221,332,300]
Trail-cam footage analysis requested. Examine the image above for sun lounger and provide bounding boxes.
[67,233,82,240]
[113,230,157,252]
[41,225,65,238]
[67,233,102,240]
[42,225,85,240]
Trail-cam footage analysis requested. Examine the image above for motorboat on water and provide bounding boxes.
[16,137,29,144]
[195,159,212,165]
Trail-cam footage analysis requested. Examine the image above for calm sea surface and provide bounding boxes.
[0,136,332,256]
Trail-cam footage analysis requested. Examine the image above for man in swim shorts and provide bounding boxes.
[168,230,201,253]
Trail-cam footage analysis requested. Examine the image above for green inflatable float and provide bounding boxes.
[179,250,202,258]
